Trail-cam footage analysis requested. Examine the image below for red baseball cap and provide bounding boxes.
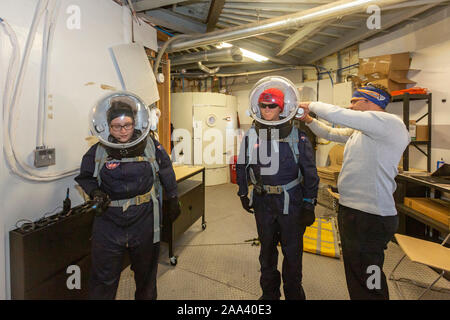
[258,88,284,111]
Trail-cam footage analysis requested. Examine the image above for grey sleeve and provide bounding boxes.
[309,101,390,139]
[306,118,353,143]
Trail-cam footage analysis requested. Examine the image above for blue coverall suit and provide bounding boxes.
[75,137,177,300]
[236,127,319,300]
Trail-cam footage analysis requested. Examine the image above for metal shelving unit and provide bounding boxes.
[392,93,432,172]
[394,173,450,242]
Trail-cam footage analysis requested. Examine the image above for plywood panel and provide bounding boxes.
[110,43,160,105]
[133,18,158,51]
[156,52,171,153]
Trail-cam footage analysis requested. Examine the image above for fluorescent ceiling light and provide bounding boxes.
[215,42,233,49]
[240,48,269,62]
[214,42,268,62]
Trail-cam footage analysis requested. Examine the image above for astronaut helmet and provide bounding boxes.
[248,76,301,139]
[90,91,154,156]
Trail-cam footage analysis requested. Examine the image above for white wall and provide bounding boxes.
[0,0,156,299]
[360,6,450,171]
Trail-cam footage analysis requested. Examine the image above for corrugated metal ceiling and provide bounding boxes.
[129,0,450,75]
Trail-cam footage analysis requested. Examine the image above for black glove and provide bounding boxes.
[90,189,111,216]
[240,196,254,214]
[300,203,315,227]
[165,197,181,222]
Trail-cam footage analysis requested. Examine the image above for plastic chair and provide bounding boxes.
[389,232,450,299]
[317,144,344,187]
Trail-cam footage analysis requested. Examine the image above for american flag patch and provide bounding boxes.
[105,161,120,170]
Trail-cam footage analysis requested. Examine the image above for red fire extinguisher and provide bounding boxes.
[230,155,237,184]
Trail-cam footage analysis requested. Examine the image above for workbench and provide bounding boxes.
[161,165,206,266]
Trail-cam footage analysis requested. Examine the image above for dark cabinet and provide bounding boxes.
[9,205,95,299]
[161,167,206,266]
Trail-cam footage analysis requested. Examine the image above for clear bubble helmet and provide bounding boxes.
[248,76,303,139]
[90,91,152,150]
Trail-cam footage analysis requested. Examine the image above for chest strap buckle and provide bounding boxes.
[263,185,283,194]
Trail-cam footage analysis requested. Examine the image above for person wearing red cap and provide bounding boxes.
[258,88,285,121]
[236,87,320,300]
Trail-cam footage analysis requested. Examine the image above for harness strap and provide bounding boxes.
[262,175,302,215]
[246,128,258,170]
[145,139,161,243]
[93,145,107,186]
[94,139,162,243]
[282,176,302,215]
[114,156,147,163]
[245,127,304,215]
[248,167,258,185]
[280,127,300,164]
[109,190,152,211]
[108,187,160,243]
[248,168,256,208]
[246,128,258,208]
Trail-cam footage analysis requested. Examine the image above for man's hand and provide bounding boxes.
[299,102,311,112]
[298,102,314,124]
[240,196,254,214]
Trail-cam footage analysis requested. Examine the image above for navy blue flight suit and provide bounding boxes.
[75,137,177,300]
[236,127,319,300]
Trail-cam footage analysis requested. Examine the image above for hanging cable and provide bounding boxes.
[37,1,59,147]
[2,0,79,181]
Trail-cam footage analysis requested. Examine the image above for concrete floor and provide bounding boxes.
[116,183,450,300]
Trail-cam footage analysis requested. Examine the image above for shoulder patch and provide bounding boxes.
[105,161,120,170]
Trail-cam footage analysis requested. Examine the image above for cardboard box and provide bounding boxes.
[359,53,411,75]
[358,70,415,83]
[369,78,413,92]
[416,125,429,141]
[358,53,417,92]
[404,197,450,227]
[352,76,416,93]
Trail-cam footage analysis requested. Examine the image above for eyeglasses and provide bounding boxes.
[110,123,134,132]
[258,103,279,109]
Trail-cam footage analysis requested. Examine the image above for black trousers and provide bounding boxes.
[89,212,160,300]
[338,205,398,300]
[254,196,307,300]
